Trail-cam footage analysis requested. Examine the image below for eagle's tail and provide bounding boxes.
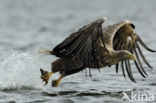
[38,48,54,55]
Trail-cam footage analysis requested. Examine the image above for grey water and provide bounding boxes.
[0,0,156,103]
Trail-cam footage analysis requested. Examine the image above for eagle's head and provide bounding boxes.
[115,50,136,62]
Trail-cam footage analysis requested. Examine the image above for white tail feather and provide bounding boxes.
[38,48,52,55]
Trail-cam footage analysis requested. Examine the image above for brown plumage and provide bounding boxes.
[39,17,155,87]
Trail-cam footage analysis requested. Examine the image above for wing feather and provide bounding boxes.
[134,61,146,78]
[137,36,156,52]
[114,23,155,82]
[121,61,126,78]
[124,60,136,83]
[116,64,119,73]
[53,17,107,66]
[133,48,148,76]
[136,43,153,69]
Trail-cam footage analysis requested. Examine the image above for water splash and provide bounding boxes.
[0,51,45,90]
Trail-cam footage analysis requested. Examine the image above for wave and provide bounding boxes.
[0,51,46,91]
[42,90,133,97]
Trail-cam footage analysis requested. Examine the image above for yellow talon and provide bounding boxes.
[40,68,53,85]
[52,73,65,87]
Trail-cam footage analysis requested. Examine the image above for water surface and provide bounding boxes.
[0,0,156,103]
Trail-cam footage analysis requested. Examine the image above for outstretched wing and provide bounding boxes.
[53,17,107,66]
[114,23,155,82]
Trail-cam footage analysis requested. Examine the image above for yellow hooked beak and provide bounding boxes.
[128,54,136,61]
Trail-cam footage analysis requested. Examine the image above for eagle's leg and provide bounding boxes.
[52,72,65,87]
[40,68,53,85]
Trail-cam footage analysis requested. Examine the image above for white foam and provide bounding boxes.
[0,51,45,90]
